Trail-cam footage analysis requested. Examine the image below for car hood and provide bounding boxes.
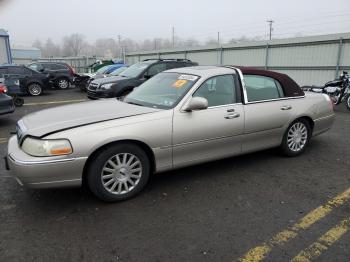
[92,75,131,85]
[20,99,160,138]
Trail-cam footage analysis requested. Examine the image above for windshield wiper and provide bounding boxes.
[125,101,143,106]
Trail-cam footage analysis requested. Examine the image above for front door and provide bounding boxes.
[172,74,244,168]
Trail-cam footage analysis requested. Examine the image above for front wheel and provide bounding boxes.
[57,78,70,89]
[87,143,151,202]
[280,119,311,157]
[27,83,43,96]
[346,95,350,111]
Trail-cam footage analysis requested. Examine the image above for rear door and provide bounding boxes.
[242,74,296,152]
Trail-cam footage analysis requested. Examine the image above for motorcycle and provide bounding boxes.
[302,71,350,111]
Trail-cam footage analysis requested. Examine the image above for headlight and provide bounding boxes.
[100,83,114,90]
[21,137,73,157]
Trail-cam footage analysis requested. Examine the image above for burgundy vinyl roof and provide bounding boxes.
[233,66,305,97]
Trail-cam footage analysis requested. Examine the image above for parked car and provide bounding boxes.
[0,84,15,115]
[87,59,198,99]
[27,62,77,89]
[75,65,128,92]
[6,66,335,202]
[0,64,50,96]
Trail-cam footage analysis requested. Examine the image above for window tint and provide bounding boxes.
[166,62,182,70]
[193,75,237,107]
[147,63,166,76]
[28,63,44,71]
[7,67,25,75]
[244,75,284,102]
[23,68,32,75]
[0,68,7,76]
[50,64,67,70]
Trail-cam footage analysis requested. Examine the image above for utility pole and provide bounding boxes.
[217,31,220,46]
[267,20,274,40]
[117,35,122,59]
[172,26,175,49]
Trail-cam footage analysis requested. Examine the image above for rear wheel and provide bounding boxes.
[280,119,311,156]
[346,95,350,111]
[27,83,43,96]
[87,143,151,202]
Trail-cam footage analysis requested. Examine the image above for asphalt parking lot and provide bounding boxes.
[0,89,349,262]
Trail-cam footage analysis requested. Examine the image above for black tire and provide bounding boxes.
[14,97,24,107]
[280,118,311,157]
[27,83,43,96]
[87,143,151,202]
[56,78,70,89]
[346,95,350,111]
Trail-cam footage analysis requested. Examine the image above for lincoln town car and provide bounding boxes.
[6,66,335,201]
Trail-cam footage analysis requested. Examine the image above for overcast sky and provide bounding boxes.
[0,0,350,46]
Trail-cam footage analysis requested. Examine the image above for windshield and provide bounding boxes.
[110,66,128,76]
[120,62,151,78]
[124,72,200,109]
[96,65,111,74]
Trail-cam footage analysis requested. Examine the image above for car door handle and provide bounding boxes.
[227,108,235,113]
[281,105,292,110]
[225,113,240,119]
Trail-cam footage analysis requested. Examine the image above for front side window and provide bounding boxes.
[125,72,199,109]
[147,63,166,77]
[120,62,151,78]
[244,75,284,102]
[193,74,237,107]
[28,63,43,72]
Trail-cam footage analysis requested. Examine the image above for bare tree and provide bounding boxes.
[62,33,86,56]
[41,38,61,57]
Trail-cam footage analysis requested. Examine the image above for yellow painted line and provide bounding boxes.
[238,187,350,262]
[290,218,350,262]
[23,99,87,106]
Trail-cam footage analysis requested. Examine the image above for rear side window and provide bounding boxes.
[244,75,284,102]
[147,63,166,76]
[7,67,25,75]
[166,62,184,70]
[51,64,67,70]
[0,68,7,77]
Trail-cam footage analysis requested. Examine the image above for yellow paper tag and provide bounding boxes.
[172,79,188,88]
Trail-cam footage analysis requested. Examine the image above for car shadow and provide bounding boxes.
[17,138,328,208]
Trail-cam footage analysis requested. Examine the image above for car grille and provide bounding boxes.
[88,82,99,91]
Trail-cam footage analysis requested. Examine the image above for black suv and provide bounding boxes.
[27,62,76,89]
[87,59,198,99]
[0,65,50,96]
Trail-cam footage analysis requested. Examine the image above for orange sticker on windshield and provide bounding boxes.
[172,79,188,88]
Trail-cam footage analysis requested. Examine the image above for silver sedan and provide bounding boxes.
[6,66,335,201]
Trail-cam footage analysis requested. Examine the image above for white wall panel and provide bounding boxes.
[223,48,265,66]
[269,44,338,67]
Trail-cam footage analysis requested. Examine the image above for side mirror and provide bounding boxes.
[183,97,208,112]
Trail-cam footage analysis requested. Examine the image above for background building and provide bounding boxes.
[0,29,12,64]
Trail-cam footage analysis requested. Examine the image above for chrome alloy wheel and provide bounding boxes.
[101,153,142,195]
[58,79,69,89]
[287,122,308,152]
[28,84,42,96]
